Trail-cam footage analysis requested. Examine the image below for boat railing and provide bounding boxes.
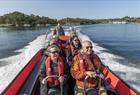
[102,63,139,95]
[1,49,43,95]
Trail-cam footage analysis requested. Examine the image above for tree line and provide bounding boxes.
[0,11,57,26]
[0,11,140,27]
[59,16,140,25]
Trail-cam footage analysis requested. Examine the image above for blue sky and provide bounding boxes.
[0,0,140,19]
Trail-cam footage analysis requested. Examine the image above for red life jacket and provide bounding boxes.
[45,56,64,85]
[77,52,98,73]
[70,44,81,57]
[70,44,74,56]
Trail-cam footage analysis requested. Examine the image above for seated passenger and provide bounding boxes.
[39,45,69,95]
[65,31,77,49]
[66,36,82,66]
[71,40,107,95]
[70,31,77,42]
[66,36,82,95]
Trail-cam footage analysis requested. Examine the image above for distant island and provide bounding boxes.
[0,11,140,27]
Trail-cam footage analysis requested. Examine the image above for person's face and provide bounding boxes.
[72,37,79,46]
[49,47,59,60]
[71,33,76,38]
[82,42,93,55]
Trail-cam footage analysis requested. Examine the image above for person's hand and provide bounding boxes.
[42,77,47,84]
[59,76,64,83]
[85,71,96,78]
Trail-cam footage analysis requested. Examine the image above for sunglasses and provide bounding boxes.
[74,39,79,41]
[86,46,93,49]
[50,51,59,54]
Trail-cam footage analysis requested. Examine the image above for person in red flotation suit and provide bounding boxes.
[70,31,77,42]
[66,35,82,95]
[39,45,69,95]
[71,40,107,95]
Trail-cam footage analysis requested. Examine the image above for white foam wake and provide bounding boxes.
[0,33,51,93]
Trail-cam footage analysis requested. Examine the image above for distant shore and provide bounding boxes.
[1,11,140,27]
[0,24,51,27]
[0,11,57,27]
